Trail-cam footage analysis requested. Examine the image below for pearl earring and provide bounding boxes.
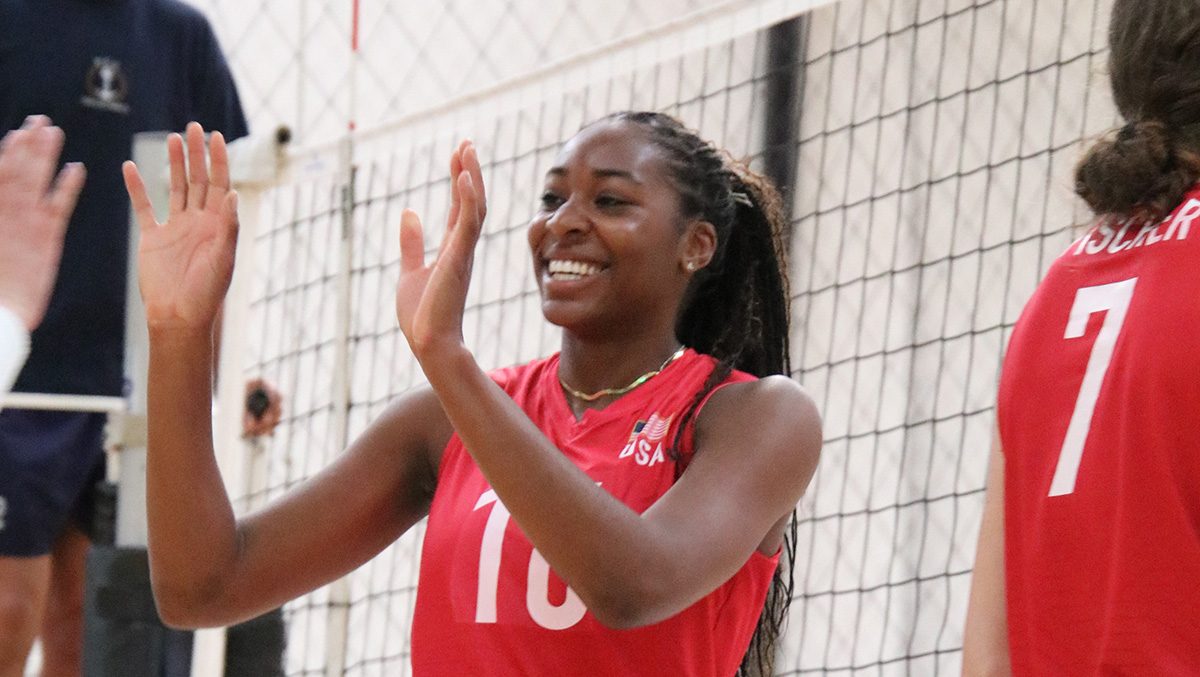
[686,261,697,272]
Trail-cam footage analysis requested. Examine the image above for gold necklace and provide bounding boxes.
[559,346,687,402]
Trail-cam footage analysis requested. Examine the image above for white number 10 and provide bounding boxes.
[1049,278,1137,496]
[473,489,588,629]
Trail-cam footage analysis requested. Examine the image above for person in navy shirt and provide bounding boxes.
[0,1,247,673]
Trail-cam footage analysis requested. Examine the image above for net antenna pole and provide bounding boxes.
[114,132,166,551]
[759,16,807,677]
[324,2,362,674]
[764,16,806,240]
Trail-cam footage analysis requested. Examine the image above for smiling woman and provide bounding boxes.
[125,112,821,677]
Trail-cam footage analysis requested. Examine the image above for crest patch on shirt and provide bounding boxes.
[82,57,130,114]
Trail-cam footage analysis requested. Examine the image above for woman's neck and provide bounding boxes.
[557,332,684,412]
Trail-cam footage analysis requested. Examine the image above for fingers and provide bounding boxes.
[219,190,240,247]
[185,122,209,210]
[0,132,20,183]
[165,123,230,216]
[24,125,66,193]
[461,142,486,222]
[0,117,80,228]
[123,161,160,232]
[167,132,186,215]
[46,162,86,229]
[399,209,426,273]
[434,143,484,271]
[243,406,282,437]
[207,131,230,210]
[0,115,48,151]
[0,120,63,192]
[447,171,481,264]
[20,114,49,131]
[242,378,283,438]
[446,142,464,231]
[1,113,50,160]
[456,170,481,235]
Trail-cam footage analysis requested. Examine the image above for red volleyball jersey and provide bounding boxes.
[410,349,778,676]
[997,188,1200,675]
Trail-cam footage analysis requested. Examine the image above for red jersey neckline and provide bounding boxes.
[546,348,706,428]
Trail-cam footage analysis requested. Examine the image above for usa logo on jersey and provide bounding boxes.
[618,413,671,467]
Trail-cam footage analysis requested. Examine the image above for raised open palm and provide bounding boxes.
[123,122,239,333]
[0,116,85,330]
[396,140,487,358]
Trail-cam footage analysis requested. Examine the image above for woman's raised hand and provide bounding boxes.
[395,140,487,359]
[124,122,239,334]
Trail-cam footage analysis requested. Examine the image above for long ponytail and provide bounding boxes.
[605,111,794,675]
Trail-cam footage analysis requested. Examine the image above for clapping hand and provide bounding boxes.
[395,140,487,359]
[0,116,85,330]
[123,122,239,335]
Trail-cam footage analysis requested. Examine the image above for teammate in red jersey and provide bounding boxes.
[963,1,1200,674]
[123,112,821,675]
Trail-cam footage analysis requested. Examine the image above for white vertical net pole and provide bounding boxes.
[324,3,362,671]
[114,132,170,548]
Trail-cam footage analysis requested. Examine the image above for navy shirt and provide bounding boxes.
[0,0,247,396]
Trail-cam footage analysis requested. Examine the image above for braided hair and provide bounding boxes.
[1075,0,1200,219]
[602,111,794,675]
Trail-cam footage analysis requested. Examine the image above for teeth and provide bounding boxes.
[547,260,602,278]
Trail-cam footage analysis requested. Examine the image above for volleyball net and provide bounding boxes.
[206,0,1119,674]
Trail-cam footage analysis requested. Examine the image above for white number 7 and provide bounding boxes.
[1049,278,1137,496]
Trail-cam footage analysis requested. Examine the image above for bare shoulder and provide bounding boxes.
[695,374,822,475]
[679,374,821,556]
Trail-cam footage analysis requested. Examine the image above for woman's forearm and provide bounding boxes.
[145,327,240,624]
[963,441,1011,676]
[418,344,693,626]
